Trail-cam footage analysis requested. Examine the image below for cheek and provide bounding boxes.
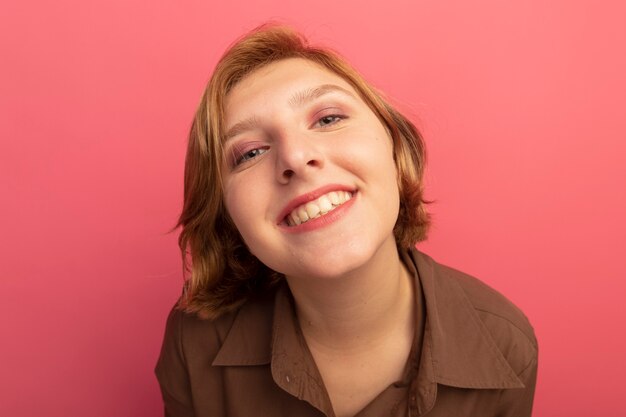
[371,135,401,206]
[223,174,272,243]
[222,179,251,232]
[351,132,397,181]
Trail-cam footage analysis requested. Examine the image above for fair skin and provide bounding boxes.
[222,58,415,417]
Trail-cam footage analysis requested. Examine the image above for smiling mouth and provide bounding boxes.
[284,191,353,227]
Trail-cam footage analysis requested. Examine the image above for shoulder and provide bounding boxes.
[413,249,538,375]
[157,287,277,370]
[161,303,238,360]
[155,302,238,383]
[155,290,277,414]
[440,261,536,346]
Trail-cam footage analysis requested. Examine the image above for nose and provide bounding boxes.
[275,134,324,184]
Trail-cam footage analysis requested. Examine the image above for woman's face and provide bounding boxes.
[222,58,400,280]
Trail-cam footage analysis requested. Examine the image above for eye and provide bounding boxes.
[314,114,345,128]
[234,146,269,166]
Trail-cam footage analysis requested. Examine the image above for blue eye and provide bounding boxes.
[316,114,344,128]
[236,147,268,166]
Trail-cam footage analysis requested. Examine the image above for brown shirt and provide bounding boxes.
[155,248,538,416]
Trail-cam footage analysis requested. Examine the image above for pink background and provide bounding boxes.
[1,0,625,416]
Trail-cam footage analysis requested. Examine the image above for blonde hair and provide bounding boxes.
[177,24,430,319]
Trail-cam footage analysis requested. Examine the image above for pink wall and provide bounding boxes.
[1,0,624,415]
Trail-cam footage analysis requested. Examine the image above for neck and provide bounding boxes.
[286,239,415,354]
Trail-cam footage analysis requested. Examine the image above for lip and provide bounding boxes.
[276,184,356,226]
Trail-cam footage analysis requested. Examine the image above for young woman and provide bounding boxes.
[156,25,538,417]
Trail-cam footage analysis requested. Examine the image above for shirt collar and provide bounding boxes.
[211,289,273,366]
[404,247,524,390]
[212,248,524,408]
[212,283,333,414]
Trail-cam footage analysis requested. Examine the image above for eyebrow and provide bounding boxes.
[224,116,261,143]
[287,83,356,108]
[224,84,356,142]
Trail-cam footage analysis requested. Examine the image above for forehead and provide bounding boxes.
[224,58,359,121]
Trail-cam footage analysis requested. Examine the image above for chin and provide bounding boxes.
[284,238,388,281]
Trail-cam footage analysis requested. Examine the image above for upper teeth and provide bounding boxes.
[286,191,352,226]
